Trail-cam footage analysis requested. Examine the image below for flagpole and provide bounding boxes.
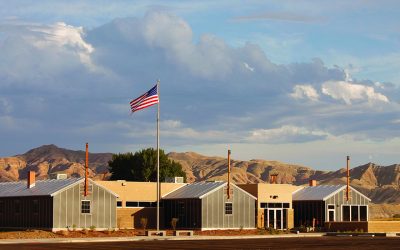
[156,79,160,232]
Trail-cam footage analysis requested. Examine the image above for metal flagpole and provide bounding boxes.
[156,79,160,232]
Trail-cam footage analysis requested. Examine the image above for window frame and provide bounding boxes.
[225,202,233,215]
[81,200,91,214]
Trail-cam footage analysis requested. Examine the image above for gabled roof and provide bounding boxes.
[162,181,226,199]
[0,178,84,198]
[292,185,371,201]
[162,181,258,200]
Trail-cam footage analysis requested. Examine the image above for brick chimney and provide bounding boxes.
[269,174,278,184]
[309,179,317,187]
[27,171,35,188]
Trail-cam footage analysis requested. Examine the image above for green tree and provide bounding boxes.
[108,148,186,182]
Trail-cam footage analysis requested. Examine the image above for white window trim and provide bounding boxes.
[81,200,91,214]
[340,205,368,222]
[326,204,335,222]
[225,202,233,216]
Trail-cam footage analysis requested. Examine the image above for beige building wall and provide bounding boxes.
[238,183,301,229]
[96,181,186,229]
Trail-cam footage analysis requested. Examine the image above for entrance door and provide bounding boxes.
[276,210,282,229]
[268,209,274,228]
[264,209,283,229]
[327,204,335,222]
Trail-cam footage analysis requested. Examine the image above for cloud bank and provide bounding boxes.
[0,11,399,169]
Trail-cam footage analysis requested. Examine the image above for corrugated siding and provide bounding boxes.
[53,182,116,229]
[0,196,52,229]
[201,185,255,229]
[325,187,369,222]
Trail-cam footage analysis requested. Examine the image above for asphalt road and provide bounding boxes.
[1,237,400,250]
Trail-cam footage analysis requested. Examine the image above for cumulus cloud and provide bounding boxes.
[0,11,399,160]
[290,85,319,101]
[0,21,96,71]
[321,80,389,105]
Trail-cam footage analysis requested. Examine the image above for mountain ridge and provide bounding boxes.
[0,145,399,218]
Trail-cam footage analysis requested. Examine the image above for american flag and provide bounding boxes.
[130,84,159,113]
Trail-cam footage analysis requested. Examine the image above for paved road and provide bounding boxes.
[1,237,400,250]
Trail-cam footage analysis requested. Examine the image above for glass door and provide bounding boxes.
[276,210,282,229]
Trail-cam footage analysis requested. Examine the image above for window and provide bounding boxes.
[117,201,122,207]
[126,201,158,207]
[328,205,335,209]
[126,201,139,207]
[261,202,289,209]
[342,205,350,221]
[225,202,233,215]
[81,200,91,214]
[360,206,367,221]
[351,205,359,221]
[32,200,39,214]
[138,202,151,207]
[268,203,283,208]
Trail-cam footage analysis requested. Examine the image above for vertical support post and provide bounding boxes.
[346,155,350,201]
[156,79,160,231]
[85,142,89,197]
[227,149,231,199]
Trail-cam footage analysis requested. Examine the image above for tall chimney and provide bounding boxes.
[227,149,231,199]
[84,143,89,197]
[27,171,35,188]
[309,179,317,187]
[346,155,350,201]
[269,174,278,184]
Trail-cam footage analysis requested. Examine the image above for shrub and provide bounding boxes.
[393,214,400,218]
[72,224,77,231]
[89,225,96,231]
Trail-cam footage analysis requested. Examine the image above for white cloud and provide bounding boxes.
[30,22,95,69]
[248,125,330,143]
[290,85,319,101]
[0,21,98,74]
[321,80,389,105]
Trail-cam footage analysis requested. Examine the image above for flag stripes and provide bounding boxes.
[130,84,159,113]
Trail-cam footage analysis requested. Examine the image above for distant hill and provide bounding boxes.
[167,152,400,205]
[0,145,399,218]
[0,144,112,182]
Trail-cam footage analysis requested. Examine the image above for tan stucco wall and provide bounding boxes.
[239,184,300,229]
[238,184,301,208]
[116,207,165,229]
[95,181,186,206]
[287,209,294,229]
[368,221,400,233]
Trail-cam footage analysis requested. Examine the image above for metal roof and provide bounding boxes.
[292,185,345,201]
[162,181,226,199]
[0,178,83,198]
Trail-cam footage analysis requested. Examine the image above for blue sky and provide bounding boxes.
[0,1,399,170]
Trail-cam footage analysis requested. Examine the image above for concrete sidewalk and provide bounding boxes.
[0,233,325,244]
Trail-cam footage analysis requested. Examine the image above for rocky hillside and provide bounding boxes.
[0,144,112,181]
[167,152,400,206]
[1,145,399,217]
